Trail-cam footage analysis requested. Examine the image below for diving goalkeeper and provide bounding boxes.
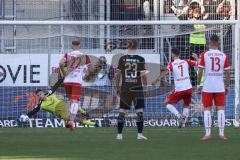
[20,78,98,130]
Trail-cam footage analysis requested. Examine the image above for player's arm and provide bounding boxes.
[47,77,64,96]
[140,57,147,87]
[19,103,41,122]
[225,69,230,94]
[59,56,67,77]
[152,68,169,85]
[141,74,147,86]
[83,55,95,81]
[224,55,231,94]
[197,52,205,88]
[114,56,123,95]
[197,68,204,86]
[26,103,41,118]
[114,69,121,95]
[191,53,199,61]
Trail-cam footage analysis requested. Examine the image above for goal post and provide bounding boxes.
[234,21,240,126]
[0,20,239,128]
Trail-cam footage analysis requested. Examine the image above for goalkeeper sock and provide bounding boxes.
[182,107,189,124]
[82,119,96,126]
[136,112,144,133]
[166,104,181,118]
[204,110,212,136]
[218,109,225,136]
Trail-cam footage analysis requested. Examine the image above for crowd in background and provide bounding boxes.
[168,0,233,20]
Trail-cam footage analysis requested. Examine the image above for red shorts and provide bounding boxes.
[64,83,82,101]
[167,88,192,106]
[202,92,225,108]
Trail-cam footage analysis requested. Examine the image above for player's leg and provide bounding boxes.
[64,83,77,120]
[68,83,82,121]
[165,91,181,118]
[117,107,126,140]
[182,89,193,127]
[215,92,227,140]
[135,96,147,140]
[74,110,98,127]
[75,116,97,127]
[55,101,75,131]
[201,92,213,140]
[117,88,132,140]
[136,108,147,140]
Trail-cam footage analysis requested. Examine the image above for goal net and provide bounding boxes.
[0,21,239,128]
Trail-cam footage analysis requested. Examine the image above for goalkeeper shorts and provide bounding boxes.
[55,101,69,121]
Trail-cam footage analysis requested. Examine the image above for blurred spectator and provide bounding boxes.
[204,0,233,20]
[171,0,207,20]
[204,0,221,20]
[171,0,189,20]
[93,56,114,86]
[143,1,151,20]
[86,56,115,111]
[216,0,232,20]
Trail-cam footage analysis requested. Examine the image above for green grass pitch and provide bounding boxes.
[0,127,240,160]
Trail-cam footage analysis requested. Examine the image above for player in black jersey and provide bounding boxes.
[115,39,148,140]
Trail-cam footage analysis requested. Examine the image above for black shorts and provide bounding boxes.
[120,85,145,110]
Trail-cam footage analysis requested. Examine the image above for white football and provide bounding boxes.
[19,114,29,122]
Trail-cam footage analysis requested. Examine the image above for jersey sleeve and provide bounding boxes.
[186,59,197,67]
[167,62,173,71]
[117,57,123,71]
[27,103,41,117]
[224,54,230,70]
[198,52,205,68]
[138,57,146,71]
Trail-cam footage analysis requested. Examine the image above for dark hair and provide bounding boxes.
[172,48,180,56]
[72,40,80,46]
[35,89,43,94]
[210,35,219,43]
[128,39,138,50]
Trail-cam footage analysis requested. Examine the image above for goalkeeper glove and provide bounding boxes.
[19,114,29,122]
[46,89,53,96]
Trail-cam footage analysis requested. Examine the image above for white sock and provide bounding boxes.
[70,102,79,114]
[183,107,189,123]
[166,104,181,118]
[138,133,143,136]
[218,110,225,136]
[69,102,79,121]
[204,110,212,136]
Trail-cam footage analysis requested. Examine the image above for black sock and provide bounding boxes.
[136,121,143,133]
[136,112,144,133]
[117,120,124,134]
[117,112,125,134]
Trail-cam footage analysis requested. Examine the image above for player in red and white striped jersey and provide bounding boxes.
[59,40,92,128]
[153,48,198,128]
[197,35,230,141]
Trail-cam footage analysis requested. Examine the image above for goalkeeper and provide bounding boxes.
[21,78,98,130]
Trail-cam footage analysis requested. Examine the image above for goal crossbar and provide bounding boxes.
[0,20,239,25]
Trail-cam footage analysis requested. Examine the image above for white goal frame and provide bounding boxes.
[0,20,239,125]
